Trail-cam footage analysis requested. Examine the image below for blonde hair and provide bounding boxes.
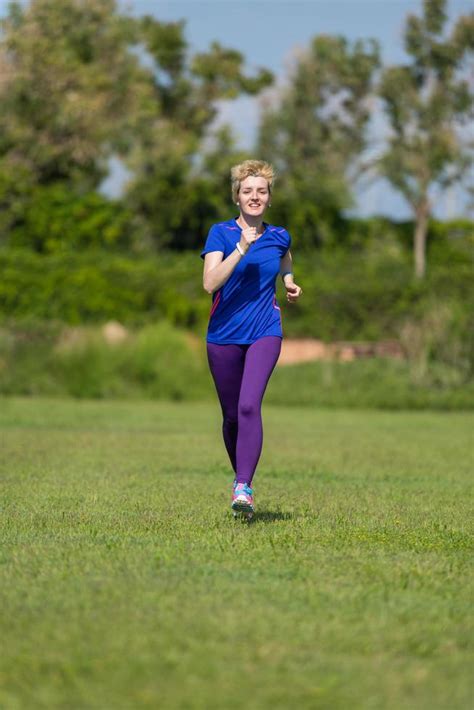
[231,160,275,203]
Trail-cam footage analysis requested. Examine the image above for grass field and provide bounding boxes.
[1,397,473,709]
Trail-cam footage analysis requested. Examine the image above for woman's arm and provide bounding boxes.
[202,226,260,294]
[279,249,303,303]
[203,250,242,294]
[280,249,295,287]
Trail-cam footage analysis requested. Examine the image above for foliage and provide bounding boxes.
[377,0,474,277]
[267,357,474,410]
[257,35,380,248]
[0,0,150,190]
[123,125,250,251]
[286,246,473,343]
[1,0,471,262]
[122,18,273,249]
[0,227,472,354]
[0,249,210,325]
[2,182,142,253]
[0,315,472,409]
[0,320,209,399]
[0,0,273,251]
[52,322,209,400]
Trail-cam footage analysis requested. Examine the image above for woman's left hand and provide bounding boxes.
[285,282,303,303]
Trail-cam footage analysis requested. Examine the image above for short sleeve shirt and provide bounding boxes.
[200,218,291,344]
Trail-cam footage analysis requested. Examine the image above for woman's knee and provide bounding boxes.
[238,400,258,419]
[223,410,238,426]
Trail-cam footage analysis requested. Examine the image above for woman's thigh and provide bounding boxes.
[239,336,282,409]
[206,342,247,417]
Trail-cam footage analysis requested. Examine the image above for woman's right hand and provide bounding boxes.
[240,226,259,253]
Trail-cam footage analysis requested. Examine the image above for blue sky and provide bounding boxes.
[1,0,472,218]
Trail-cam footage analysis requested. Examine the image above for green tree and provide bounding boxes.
[377,0,473,278]
[123,20,273,249]
[4,182,140,253]
[257,36,380,248]
[0,0,150,190]
[0,0,153,246]
[0,1,272,251]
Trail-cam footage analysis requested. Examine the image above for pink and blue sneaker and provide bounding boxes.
[232,481,254,517]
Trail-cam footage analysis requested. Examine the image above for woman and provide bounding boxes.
[200,160,303,519]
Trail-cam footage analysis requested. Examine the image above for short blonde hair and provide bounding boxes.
[231,160,275,203]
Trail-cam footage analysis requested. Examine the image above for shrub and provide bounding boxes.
[0,321,472,409]
[0,249,209,326]
[0,242,472,352]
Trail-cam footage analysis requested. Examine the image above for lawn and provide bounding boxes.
[0,397,472,709]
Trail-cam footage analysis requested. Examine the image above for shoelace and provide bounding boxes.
[234,483,253,496]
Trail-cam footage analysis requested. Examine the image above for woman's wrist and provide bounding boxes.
[281,271,294,284]
[236,241,249,256]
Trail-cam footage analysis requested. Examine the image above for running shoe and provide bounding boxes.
[231,482,254,514]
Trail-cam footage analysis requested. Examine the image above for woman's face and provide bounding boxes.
[237,176,270,218]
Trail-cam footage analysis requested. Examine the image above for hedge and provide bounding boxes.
[0,246,472,352]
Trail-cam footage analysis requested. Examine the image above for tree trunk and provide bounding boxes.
[414,200,429,279]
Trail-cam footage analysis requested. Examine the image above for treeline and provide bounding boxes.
[0,0,472,276]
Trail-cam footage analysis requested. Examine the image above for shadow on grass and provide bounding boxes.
[251,510,294,524]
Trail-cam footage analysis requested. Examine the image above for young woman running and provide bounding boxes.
[200,160,303,518]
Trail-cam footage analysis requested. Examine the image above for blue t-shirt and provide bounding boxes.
[200,218,291,344]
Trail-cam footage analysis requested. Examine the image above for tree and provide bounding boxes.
[122,19,273,249]
[0,0,151,190]
[377,0,473,278]
[0,0,153,245]
[257,35,380,249]
[4,182,140,253]
[0,1,272,251]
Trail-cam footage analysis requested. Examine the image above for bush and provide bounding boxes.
[0,321,472,410]
[0,249,210,327]
[281,251,473,353]
[397,300,473,387]
[0,321,211,400]
[266,357,474,410]
[2,183,143,254]
[1,246,472,337]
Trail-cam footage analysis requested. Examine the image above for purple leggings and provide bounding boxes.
[206,336,282,486]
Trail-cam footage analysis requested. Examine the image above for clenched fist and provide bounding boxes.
[285,282,303,303]
[239,226,260,253]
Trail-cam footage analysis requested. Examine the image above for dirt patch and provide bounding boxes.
[279,338,404,365]
[102,321,129,345]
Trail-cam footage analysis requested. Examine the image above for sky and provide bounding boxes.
[1,0,472,219]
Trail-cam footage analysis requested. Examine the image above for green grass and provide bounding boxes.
[0,397,473,709]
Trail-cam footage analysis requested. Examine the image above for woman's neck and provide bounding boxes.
[237,214,264,233]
